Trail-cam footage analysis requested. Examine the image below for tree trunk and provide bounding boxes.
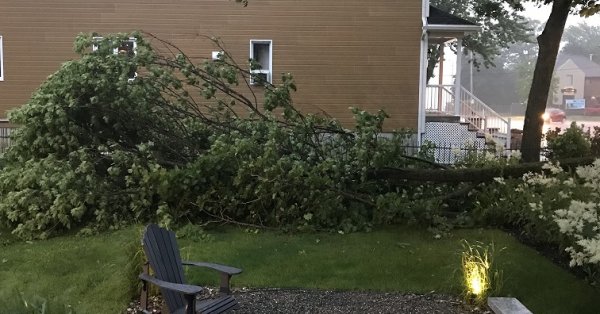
[368,156,594,183]
[427,45,441,81]
[521,0,573,162]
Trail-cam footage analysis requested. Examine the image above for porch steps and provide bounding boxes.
[426,85,511,149]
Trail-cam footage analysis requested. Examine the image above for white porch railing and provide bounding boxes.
[425,84,455,114]
[426,84,511,148]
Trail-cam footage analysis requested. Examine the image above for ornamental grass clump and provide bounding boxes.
[461,241,502,307]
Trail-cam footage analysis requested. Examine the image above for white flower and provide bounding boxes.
[493,177,505,184]
[510,151,522,160]
[578,238,600,264]
[529,202,540,212]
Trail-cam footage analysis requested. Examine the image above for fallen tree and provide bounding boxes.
[0,32,590,240]
[370,157,596,183]
[0,33,435,238]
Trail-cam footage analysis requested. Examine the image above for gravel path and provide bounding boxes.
[129,288,489,314]
[232,288,487,314]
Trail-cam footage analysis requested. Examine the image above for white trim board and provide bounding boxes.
[0,35,4,81]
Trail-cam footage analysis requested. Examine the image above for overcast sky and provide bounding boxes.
[523,2,600,27]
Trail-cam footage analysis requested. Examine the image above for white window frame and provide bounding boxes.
[92,36,137,54]
[0,35,4,81]
[249,40,272,85]
[92,36,137,81]
[92,36,103,52]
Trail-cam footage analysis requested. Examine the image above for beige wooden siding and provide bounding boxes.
[0,0,422,130]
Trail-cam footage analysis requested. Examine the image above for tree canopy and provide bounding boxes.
[519,0,600,162]
[561,23,600,60]
[0,33,452,239]
[427,0,530,80]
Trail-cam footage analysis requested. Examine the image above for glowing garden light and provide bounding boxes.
[461,241,501,306]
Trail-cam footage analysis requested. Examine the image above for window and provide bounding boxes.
[567,74,574,85]
[93,36,137,80]
[250,40,272,85]
[0,35,4,81]
[92,36,137,54]
[92,36,103,52]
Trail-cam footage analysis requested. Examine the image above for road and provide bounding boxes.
[509,115,600,133]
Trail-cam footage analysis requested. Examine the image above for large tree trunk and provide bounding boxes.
[368,157,594,183]
[521,0,573,162]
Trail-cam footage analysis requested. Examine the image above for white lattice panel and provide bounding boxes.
[423,122,487,164]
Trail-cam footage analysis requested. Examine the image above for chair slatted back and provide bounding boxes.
[142,224,187,313]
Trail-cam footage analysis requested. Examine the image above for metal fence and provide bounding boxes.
[0,127,540,164]
[400,140,526,165]
[0,127,13,153]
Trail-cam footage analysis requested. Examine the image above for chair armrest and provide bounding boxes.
[181,261,243,275]
[139,273,203,295]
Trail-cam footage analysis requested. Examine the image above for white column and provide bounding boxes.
[418,31,428,143]
[454,38,463,116]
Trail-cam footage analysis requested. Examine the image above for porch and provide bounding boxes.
[422,6,512,151]
[425,84,512,149]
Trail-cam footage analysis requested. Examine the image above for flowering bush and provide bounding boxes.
[454,139,520,169]
[472,160,600,283]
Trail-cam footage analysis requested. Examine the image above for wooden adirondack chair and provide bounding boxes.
[140,224,242,314]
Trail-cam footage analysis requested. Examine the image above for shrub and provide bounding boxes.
[545,122,591,160]
[472,161,600,284]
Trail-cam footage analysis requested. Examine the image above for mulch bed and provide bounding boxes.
[127,288,489,313]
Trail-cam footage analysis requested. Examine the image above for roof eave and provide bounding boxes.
[425,24,482,33]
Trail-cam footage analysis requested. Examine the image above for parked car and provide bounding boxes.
[586,96,600,115]
[542,108,566,123]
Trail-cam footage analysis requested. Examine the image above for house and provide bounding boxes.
[0,0,508,159]
[553,54,600,113]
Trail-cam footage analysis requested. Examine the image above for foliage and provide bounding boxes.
[123,227,147,302]
[427,0,530,80]
[518,0,600,162]
[0,32,445,239]
[561,23,600,59]
[176,223,213,242]
[454,139,521,168]
[459,18,560,112]
[472,161,600,284]
[544,122,596,160]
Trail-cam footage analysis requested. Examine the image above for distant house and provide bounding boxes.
[0,0,511,161]
[553,54,600,111]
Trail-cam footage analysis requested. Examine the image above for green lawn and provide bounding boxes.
[1,226,598,313]
[0,228,137,313]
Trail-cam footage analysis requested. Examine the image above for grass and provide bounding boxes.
[0,227,138,313]
[1,226,599,313]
